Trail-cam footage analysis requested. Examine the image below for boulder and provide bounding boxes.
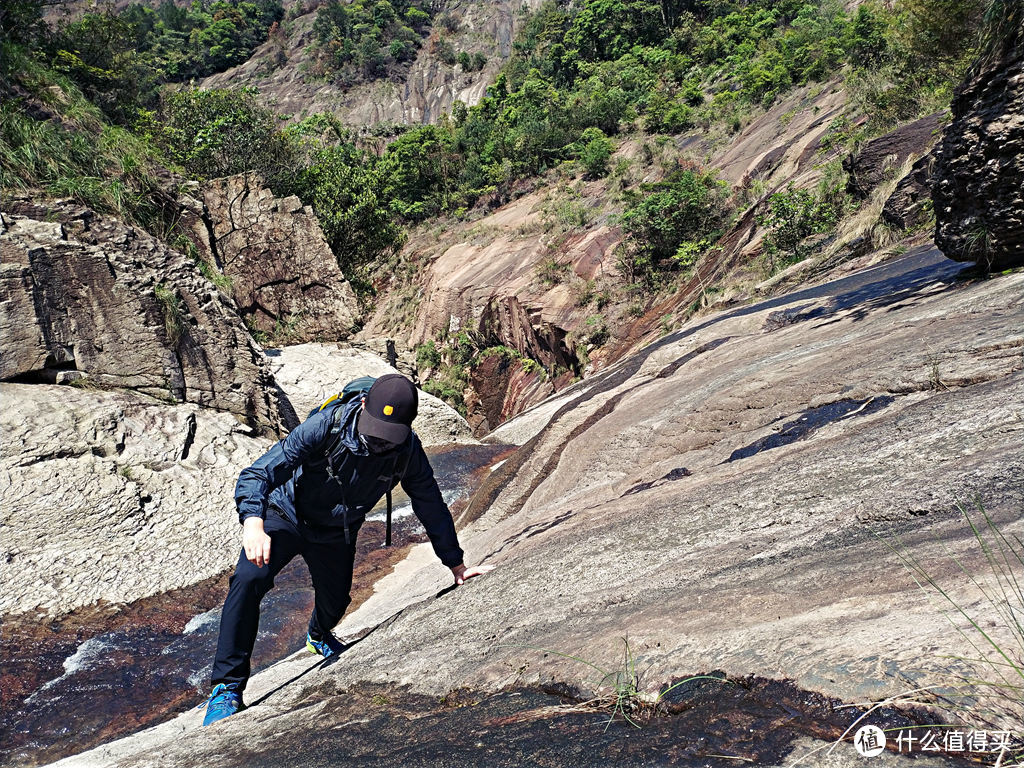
[180,173,360,343]
[933,10,1024,270]
[265,343,476,446]
[0,383,269,619]
[0,201,282,432]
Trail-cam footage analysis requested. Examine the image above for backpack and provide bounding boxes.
[309,376,409,546]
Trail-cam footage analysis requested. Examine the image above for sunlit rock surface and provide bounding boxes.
[50,252,1023,767]
[179,173,360,343]
[265,342,476,446]
[0,384,267,619]
[201,0,542,127]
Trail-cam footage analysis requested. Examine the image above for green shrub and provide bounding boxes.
[756,182,839,270]
[582,313,609,346]
[537,257,571,286]
[576,126,614,178]
[153,282,185,347]
[42,0,283,120]
[291,141,405,284]
[618,165,731,287]
[378,125,457,222]
[416,339,441,369]
[148,88,298,190]
[422,365,468,415]
[0,72,161,227]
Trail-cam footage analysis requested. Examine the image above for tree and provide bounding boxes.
[378,125,458,220]
[294,144,405,280]
[564,0,666,62]
[153,88,296,188]
[620,166,729,286]
[576,127,614,178]
[50,10,154,122]
[901,0,985,74]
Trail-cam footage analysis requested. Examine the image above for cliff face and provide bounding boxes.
[0,199,283,432]
[179,173,360,343]
[201,0,541,126]
[362,81,867,431]
[933,11,1024,270]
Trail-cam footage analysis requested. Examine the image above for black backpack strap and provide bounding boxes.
[384,446,412,547]
[322,405,351,544]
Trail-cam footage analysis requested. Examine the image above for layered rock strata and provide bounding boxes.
[843,112,943,200]
[0,201,281,432]
[933,11,1024,269]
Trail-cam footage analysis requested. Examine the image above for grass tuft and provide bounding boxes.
[879,498,1024,734]
[507,638,731,730]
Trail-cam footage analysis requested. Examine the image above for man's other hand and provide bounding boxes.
[451,563,494,585]
[242,517,272,568]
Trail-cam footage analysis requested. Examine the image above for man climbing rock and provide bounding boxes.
[203,374,491,726]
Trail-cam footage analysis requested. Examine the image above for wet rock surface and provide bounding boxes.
[933,9,1024,269]
[2,440,510,767]
[211,680,980,768]
[50,251,1024,768]
[180,173,360,343]
[0,202,282,431]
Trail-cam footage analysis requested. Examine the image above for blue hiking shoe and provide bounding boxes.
[202,683,245,726]
[305,631,344,659]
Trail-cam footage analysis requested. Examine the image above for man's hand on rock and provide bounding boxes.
[451,563,494,585]
[242,517,272,568]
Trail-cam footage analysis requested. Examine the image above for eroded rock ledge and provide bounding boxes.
[0,200,282,432]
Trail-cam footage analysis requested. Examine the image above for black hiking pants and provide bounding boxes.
[210,511,360,690]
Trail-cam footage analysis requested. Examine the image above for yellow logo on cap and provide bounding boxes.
[383,405,394,416]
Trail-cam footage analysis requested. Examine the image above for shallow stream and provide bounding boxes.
[0,442,513,767]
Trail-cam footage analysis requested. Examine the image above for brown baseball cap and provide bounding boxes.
[357,374,418,444]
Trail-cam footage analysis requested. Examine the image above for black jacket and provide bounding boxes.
[234,399,464,567]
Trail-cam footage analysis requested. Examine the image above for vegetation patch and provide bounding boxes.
[309,0,435,86]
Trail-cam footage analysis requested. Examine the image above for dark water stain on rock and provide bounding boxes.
[224,677,991,768]
[726,396,895,463]
[624,467,693,497]
[0,442,512,767]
